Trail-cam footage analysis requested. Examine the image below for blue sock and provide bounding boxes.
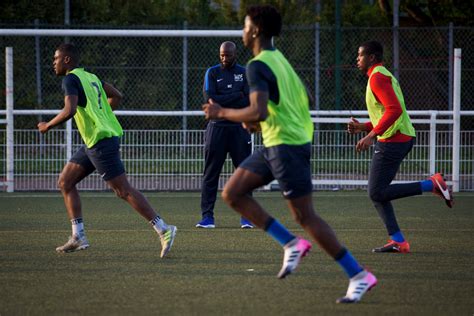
[390,231,405,243]
[335,249,363,278]
[264,218,295,247]
[420,180,433,192]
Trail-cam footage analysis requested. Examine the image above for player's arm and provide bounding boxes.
[38,75,80,134]
[37,95,78,134]
[347,117,371,134]
[102,82,123,110]
[203,92,268,123]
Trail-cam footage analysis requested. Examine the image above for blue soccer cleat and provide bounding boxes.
[240,217,254,229]
[196,217,215,228]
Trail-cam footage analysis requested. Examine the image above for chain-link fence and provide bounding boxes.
[0,25,473,131]
[0,25,473,192]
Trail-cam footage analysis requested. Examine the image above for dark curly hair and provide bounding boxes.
[56,43,80,64]
[246,5,282,38]
[360,41,383,62]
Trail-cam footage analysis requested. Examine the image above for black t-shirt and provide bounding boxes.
[246,58,279,104]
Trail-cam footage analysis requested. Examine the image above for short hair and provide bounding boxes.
[56,43,80,64]
[360,41,383,62]
[246,5,282,38]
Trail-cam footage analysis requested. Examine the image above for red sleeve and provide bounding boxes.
[369,72,402,135]
[365,121,373,131]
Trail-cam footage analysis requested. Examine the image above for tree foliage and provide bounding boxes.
[0,0,471,27]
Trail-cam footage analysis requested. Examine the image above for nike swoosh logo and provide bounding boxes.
[217,79,223,82]
[283,190,293,196]
[434,178,451,200]
[374,150,381,154]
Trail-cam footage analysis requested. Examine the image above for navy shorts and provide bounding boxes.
[70,136,125,181]
[239,143,313,199]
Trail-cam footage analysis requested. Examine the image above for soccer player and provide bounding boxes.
[197,41,253,229]
[349,40,454,253]
[203,5,377,304]
[38,43,177,257]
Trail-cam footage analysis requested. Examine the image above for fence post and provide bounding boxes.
[448,23,454,111]
[35,19,45,157]
[182,21,188,153]
[429,112,437,175]
[393,0,400,80]
[314,22,320,153]
[5,47,14,192]
[452,48,461,192]
[66,120,72,161]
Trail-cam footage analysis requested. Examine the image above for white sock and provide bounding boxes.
[71,218,85,237]
[150,215,168,234]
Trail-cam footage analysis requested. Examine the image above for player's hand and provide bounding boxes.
[347,117,365,134]
[37,122,50,134]
[355,132,376,152]
[242,122,261,133]
[202,99,222,120]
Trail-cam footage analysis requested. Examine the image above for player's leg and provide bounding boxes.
[222,167,270,228]
[198,123,228,227]
[106,174,176,258]
[285,194,376,303]
[223,149,306,272]
[90,137,176,258]
[55,146,95,253]
[368,140,415,252]
[371,139,453,206]
[228,125,254,228]
[286,194,363,276]
[275,143,376,303]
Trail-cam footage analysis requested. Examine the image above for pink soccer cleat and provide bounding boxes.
[277,237,312,279]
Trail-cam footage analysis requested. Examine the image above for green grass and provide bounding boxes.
[1,191,473,315]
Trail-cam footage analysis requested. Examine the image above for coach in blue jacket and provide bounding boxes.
[196,41,253,229]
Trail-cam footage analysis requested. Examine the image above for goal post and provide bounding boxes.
[5,47,14,192]
[452,48,462,193]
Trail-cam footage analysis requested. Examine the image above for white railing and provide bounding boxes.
[1,109,473,192]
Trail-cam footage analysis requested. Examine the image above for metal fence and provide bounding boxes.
[0,25,473,132]
[0,26,473,192]
[1,111,473,192]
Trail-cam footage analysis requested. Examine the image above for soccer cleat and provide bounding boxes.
[336,270,377,303]
[430,173,454,208]
[56,234,89,253]
[277,237,312,279]
[372,240,410,253]
[159,225,177,258]
[240,217,254,229]
[196,217,215,228]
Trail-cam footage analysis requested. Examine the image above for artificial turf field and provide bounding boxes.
[0,191,473,315]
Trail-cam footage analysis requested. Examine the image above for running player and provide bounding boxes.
[203,5,377,304]
[350,40,454,253]
[38,43,177,257]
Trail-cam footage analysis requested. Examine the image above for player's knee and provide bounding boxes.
[57,175,73,192]
[369,189,384,203]
[222,188,238,206]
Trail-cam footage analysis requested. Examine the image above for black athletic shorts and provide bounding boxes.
[240,143,313,199]
[70,136,125,181]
